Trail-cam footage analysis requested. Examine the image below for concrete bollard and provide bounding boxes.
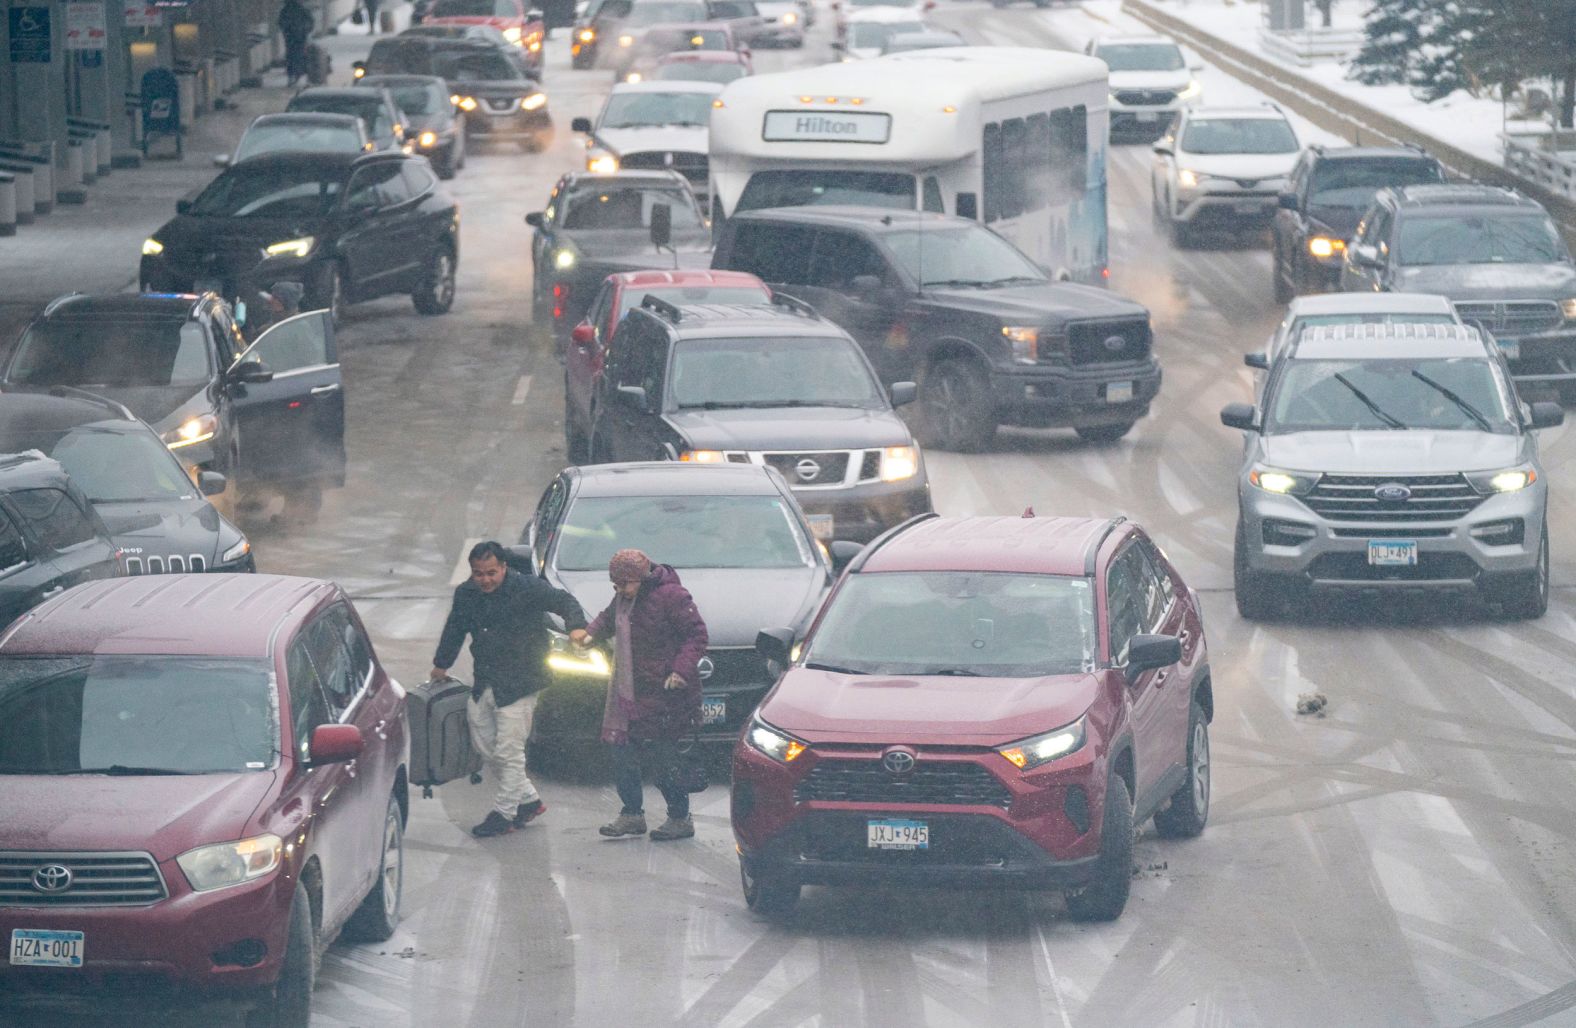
[31,159,53,215]
[74,140,96,184]
[58,144,87,204]
[7,167,34,223]
[177,73,196,126]
[95,129,112,174]
[0,174,17,237]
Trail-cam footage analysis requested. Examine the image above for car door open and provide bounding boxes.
[229,310,347,487]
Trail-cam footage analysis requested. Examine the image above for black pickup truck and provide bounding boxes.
[711,207,1161,449]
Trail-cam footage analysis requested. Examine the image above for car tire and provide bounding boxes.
[564,387,590,464]
[435,148,457,180]
[740,857,800,916]
[245,887,315,1028]
[343,794,405,942]
[412,245,457,316]
[1233,521,1276,621]
[919,359,996,452]
[1495,522,1549,620]
[1167,213,1193,249]
[308,262,345,326]
[1075,421,1136,444]
[1064,774,1133,922]
[1154,699,1211,839]
[1272,246,1295,304]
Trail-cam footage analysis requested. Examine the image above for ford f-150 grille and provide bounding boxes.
[0,851,168,907]
[794,758,1013,809]
[618,151,707,188]
[1303,473,1485,522]
[1065,318,1152,365]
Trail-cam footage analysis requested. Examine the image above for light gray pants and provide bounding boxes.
[467,690,540,817]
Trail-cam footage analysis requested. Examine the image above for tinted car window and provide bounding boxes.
[849,20,923,47]
[287,638,332,760]
[737,170,914,213]
[1181,118,1298,155]
[0,511,29,573]
[560,185,700,229]
[383,83,442,116]
[726,222,814,282]
[1094,42,1184,71]
[1395,213,1568,267]
[1306,159,1442,207]
[235,120,365,160]
[555,493,812,571]
[1105,549,1144,663]
[434,51,524,80]
[883,225,1043,287]
[305,608,359,716]
[8,319,211,388]
[190,165,344,218]
[808,231,888,289]
[346,163,406,210]
[402,161,438,197]
[20,428,195,503]
[10,488,98,551]
[670,336,884,408]
[244,313,333,372]
[599,91,713,128]
[1267,357,1517,434]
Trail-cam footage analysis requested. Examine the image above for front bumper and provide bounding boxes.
[140,253,317,300]
[990,357,1162,428]
[790,477,932,544]
[1109,102,1184,136]
[462,106,551,142]
[1172,182,1285,226]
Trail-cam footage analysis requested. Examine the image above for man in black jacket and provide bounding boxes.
[432,540,588,837]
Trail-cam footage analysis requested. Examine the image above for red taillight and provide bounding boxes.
[552,283,567,320]
[1101,266,1111,279]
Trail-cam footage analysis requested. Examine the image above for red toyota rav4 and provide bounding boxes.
[0,575,409,1025]
[736,513,1212,920]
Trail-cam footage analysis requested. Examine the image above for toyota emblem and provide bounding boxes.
[696,656,714,680]
[882,749,916,774]
[31,864,72,894]
[794,458,822,483]
[1102,334,1127,354]
[1374,483,1412,502]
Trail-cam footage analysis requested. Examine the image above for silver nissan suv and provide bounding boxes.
[1222,322,1562,620]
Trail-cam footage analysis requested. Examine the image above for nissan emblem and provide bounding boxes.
[794,458,821,483]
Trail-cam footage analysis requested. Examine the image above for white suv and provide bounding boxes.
[1151,105,1300,246]
[1085,35,1201,140]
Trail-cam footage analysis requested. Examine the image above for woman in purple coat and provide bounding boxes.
[572,549,709,840]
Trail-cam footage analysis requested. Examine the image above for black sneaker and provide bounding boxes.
[471,810,516,837]
[513,799,547,827]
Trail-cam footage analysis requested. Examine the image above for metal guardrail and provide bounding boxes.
[1256,26,1363,67]
[1503,135,1576,202]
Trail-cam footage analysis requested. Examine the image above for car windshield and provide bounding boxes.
[623,1,707,26]
[0,657,277,774]
[644,27,729,49]
[737,170,914,212]
[1395,213,1569,267]
[671,336,884,409]
[1181,117,1298,155]
[554,494,813,571]
[383,84,442,115]
[434,51,524,80]
[599,90,714,128]
[188,164,343,218]
[0,427,195,502]
[651,60,746,84]
[235,121,364,161]
[884,225,1045,288]
[805,572,1098,677]
[1097,42,1185,71]
[1266,357,1517,434]
[1307,159,1441,207]
[8,320,211,388]
[431,0,517,15]
[615,283,767,321]
[560,185,701,229]
[849,20,923,47]
[289,95,379,121]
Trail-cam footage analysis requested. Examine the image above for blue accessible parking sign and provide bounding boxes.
[8,7,52,63]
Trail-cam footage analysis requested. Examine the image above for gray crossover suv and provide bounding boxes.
[1223,322,1562,619]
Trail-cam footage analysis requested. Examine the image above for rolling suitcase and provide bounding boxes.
[409,675,484,798]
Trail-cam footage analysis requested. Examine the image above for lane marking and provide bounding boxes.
[512,374,533,405]
[449,537,483,586]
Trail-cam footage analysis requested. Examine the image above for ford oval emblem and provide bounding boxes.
[881,748,916,774]
[1102,334,1126,353]
[1374,483,1412,502]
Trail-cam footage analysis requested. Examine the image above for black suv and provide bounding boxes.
[588,296,931,542]
[713,208,1160,450]
[0,392,255,575]
[1338,185,1576,383]
[2,295,346,506]
[357,38,551,148]
[1272,144,1444,301]
[0,451,121,626]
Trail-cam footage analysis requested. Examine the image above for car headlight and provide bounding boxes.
[578,27,596,41]
[679,449,726,462]
[546,629,611,677]
[1467,466,1537,494]
[745,715,807,763]
[141,237,164,256]
[554,248,577,270]
[264,236,315,259]
[417,130,439,148]
[522,92,547,111]
[1307,236,1345,259]
[504,25,523,42]
[163,413,218,450]
[353,64,366,79]
[783,9,798,22]
[998,717,1085,770]
[1561,297,1576,321]
[1177,78,1202,100]
[619,33,634,46]
[1001,325,1039,364]
[625,71,642,82]
[1177,168,1200,189]
[177,834,282,892]
[221,537,252,564]
[878,445,919,481]
[1249,466,1318,495]
[586,153,618,173]
[453,95,478,112]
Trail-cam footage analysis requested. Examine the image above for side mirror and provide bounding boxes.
[616,383,649,410]
[524,211,545,228]
[1243,352,1269,370]
[650,201,672,249]
[889,381,917,407]
[1220,402,1259,432]
[1277,191,1298,210]
[850,273,881,298]
[1530,401,1565,429]
[306,724,365,766]
[755,626,794,665]
[229,359,274,384]
[212,154,232,168]
[1152,142,1173,157]
[828,540,862,570]
[571,321,596,347]
[176,198,193,214]
[571,116,593,133]
[1349,243,1382,269]
[1124,634,1181,681]
[198,470,228,496]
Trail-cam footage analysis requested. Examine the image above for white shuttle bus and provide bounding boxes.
[709,47,1111,283]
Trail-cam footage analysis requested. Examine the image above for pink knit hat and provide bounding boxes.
[608,548,651,584]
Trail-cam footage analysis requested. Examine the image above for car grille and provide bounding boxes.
[1064,318,1152,366]
[762,451,850,488]
[1302,473,1485,522]
[1453,300,1563,336]
[123,553,208,574]
[703,647,770,686]
[794,758,1013,810]
[1307,552,1480,582]
[1114,89,1177,106]
[484,97,520,113]
[618,150,707,187]
[0,851,168,907]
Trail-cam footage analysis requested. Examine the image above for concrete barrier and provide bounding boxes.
[0,161,34,223]
[0,174,17,237]
[0,144,54,214]
[59,142,88,204]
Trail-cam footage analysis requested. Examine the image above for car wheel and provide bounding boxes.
[918,359,995,452]
[412,245,456,315]
[1075,421,1136,444]
[1154,699,1211,839]
[564,388,590,464]
[245,887,315,1028]
[1167,212,1193,249]
[343,794,405,942]
[306,263,345,326]
[740,857,800,916]
[1495,521,1549,620]
[1064,774,1133,922]
[1272,246,1295,304]
[1233,521,1276,621]
[436,146,457,180]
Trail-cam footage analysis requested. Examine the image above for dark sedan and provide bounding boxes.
[0,392,255,574]
[526,169,711,342]
[520,461,833,754]
[139,151,459,322]
[433,44,552,151]
[358,74,467,178]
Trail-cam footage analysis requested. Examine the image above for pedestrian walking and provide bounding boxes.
[571,549,708,841]
[433,540,588,838]
[278,0,315,88]
[363,0,382,34]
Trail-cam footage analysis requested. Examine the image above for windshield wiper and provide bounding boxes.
[68,765,196,776]
[1408,369,1493,431]
[1333,373,1406,430]
[919,668,982,676]
[804,661,867,675]
[984,275,1045,286]
[923,278,994,289]
[677,399,866,410]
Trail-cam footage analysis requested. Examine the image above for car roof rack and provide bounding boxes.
[846,511,941,574]
[41,292,84,317]
[1084,516,1128,575]
[768,292,817,318]
[39,385,137,420]
[639,293,684,323]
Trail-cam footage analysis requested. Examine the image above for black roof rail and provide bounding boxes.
[639,293,683,322]
[1084,516,1128,575]
[42,385,136,421]
[41,292,83,317]
[769,292,818,318]
[846,511,940,573]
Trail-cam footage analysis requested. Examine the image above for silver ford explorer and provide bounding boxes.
[1222,321,1563,620]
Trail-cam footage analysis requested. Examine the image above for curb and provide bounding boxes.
[1121,0,1576,244]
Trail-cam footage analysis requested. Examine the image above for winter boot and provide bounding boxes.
[598,812,647,837]
[649,816,695,841]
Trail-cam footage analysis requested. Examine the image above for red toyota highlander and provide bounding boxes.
[0,575,409,1026]
[736,513,1212,920]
